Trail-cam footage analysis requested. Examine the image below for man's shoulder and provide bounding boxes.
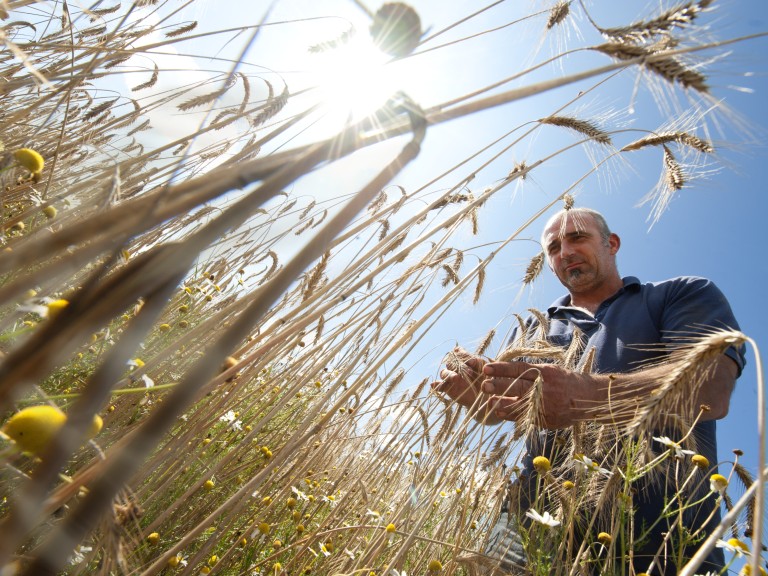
[646,275,712,287]
[639,275,718,295]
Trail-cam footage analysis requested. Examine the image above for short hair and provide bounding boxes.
[540,207,612,246]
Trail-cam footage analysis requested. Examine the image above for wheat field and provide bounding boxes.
[0,1,766,575]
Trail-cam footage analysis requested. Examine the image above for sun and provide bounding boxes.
[305,32,405,127]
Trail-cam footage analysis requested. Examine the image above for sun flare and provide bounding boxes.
[306,34,404,126]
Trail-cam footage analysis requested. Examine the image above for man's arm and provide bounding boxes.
[481,354,737,429]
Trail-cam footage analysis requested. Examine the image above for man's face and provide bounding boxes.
[542,214,619,295]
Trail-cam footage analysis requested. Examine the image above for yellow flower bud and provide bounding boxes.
[13,148,44,174]
[532,456,551,473]
[691,454,710,469]
[597,532,612,545]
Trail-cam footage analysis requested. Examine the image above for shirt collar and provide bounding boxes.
[547,276,641,317]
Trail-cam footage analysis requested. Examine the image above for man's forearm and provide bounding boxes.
[585,354,737,423]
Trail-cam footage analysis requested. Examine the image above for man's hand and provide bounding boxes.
[431,347,499,422]
[481,361,598,428]
[480,354,738,428]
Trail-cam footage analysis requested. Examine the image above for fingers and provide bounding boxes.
[487,395,527,421]
[430,371,478,407]
[450,346,485,373]
[483,361,536,379]
[481,361,538,397]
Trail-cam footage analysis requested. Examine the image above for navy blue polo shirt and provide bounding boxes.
[542,275,744,376]
[515,276,745,574]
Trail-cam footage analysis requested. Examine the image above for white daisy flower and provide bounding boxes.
[525,509,560,527]
[653,436,695,459]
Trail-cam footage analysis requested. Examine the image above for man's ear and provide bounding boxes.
[609,233,621,255]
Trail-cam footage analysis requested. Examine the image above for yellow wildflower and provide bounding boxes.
[46,299,69,320]
[13,148,44,174]
[1,405,101,457]
[532,456,551,473]
[710,473,728,494]
[691,454,710,469]
[597,532,612,545]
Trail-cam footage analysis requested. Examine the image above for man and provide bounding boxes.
[433,207,745,575]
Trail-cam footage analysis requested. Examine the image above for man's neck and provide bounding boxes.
[569,276,624,315]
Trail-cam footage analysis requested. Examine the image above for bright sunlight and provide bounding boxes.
[306,33,402,126]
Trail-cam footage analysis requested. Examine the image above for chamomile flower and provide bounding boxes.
[68,545,92,565]
[597,532,612,545]
[525,509,560,527]
[691,454,710,469]
[219,410,243,431]
[573,454,611,477]
[532,456,551,473]
[710,473,728,495]
[46,298,69,319]
[653,436,695,459]
[740,565,768,576]
[168,553,188,567]
[716,538,750,556]
[13,148,44,174]
[291,486,309,501]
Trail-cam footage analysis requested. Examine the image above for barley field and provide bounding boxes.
[0,1,766,575]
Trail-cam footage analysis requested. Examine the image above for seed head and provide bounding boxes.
[203,479,215,491]
[42,206,58,219]
[428,559,443,572]
[385,523,396,533]
[147,532,160,544]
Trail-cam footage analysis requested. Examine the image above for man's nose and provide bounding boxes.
[559,240,575,259]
